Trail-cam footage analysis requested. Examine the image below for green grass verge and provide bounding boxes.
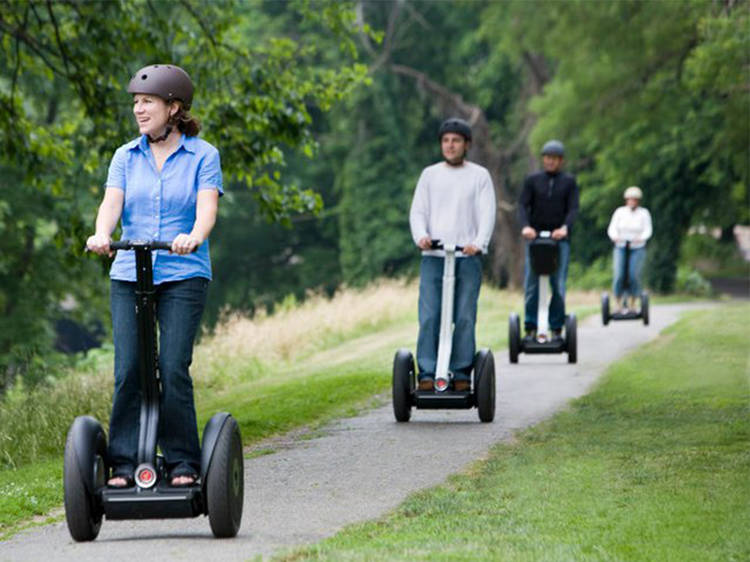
[0,285,598,538]
[283,303,750,561]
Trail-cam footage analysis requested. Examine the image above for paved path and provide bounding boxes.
[0,303,707,561]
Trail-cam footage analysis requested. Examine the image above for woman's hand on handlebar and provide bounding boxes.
[86,233,113,256]
[417,237,433,250]
[171,233,202,255]
[521,226,537,240]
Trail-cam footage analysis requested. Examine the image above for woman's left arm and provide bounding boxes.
[172,189,220,254]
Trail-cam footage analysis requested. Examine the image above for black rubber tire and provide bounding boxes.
[641,292,649,325]
[392,349,414,422]
[207,416,244,538]
[566,314,578,364]
[474,350,496,423]
[601,293,610,326]
[508,313,520,364]
[63,421,106,542]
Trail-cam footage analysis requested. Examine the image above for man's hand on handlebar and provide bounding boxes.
[417,237,433,251]
[521,226,537,240]
[462,244,480,256]
[551,225,568,240]
[172,233,203,255]
[86,233,113,256]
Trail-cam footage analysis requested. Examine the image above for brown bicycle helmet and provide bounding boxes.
[127,64,194,110]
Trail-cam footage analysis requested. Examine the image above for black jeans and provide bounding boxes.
[109,277,208,477]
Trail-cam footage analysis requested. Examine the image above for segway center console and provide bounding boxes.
[508,231,577,364]
[64,240,244,541]
[392,241,496,423]
[601,241,649,326]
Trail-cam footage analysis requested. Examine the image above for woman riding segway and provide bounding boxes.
[606,186,652,315]
[86,64,222,488]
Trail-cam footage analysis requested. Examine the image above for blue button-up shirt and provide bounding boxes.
[105,134,223,284]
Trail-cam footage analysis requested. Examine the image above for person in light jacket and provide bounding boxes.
[409,118,496,392]
[607,186,652,312]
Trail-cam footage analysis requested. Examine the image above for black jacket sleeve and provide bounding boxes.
[518,175,533,229]
[564,177,580,230]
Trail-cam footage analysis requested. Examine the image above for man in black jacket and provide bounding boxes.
[518,140,579,340]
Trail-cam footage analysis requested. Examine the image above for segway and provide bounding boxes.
[601,241,649,326]
[392,241,496,423]
[508,231,577,364]
[64,240,244,541]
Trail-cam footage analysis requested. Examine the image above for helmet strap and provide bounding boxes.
[147,124,173,143]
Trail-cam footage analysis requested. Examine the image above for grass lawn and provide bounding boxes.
[283,303,750,561]
[2,283,602,538]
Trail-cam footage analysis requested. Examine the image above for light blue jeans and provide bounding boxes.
[523,240,570,331]
[613,246,646,299]
[417,256,482,382]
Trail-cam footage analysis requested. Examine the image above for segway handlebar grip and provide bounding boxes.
[110,239,175,251]
[429,239,464,252]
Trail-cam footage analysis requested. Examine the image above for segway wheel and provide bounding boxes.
[508,313,521,364]
[641,292,649,325]
[601,293,610,326]
[63,416,107,542]
[474,349,496,423]
[566,314,578,364]
[392,349,414,422]
[206,416,244,538]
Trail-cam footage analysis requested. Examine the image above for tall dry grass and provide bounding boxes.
[192,279,417,387]
[0,280,417,468]
[0,279,599,469]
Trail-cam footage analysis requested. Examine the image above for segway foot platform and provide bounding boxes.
[520,338,567,354]
[610,310,642,321]
[414,390,474,409]
[101,484,203,520]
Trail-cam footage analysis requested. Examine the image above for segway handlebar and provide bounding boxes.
[110,239,174,251]
[429,240,464,252]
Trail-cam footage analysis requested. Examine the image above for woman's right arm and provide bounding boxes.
[87,188,124,255]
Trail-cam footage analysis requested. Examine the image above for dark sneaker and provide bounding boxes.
[524,329,537,341]
[418,378,434,391]
[453,380,470,392]
[551,329,563,341]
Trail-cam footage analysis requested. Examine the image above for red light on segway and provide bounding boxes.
[135,463,157,488]
[435,379,448,391]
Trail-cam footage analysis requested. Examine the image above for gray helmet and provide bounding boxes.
[438,118,472,141]
[541,139,565,157]
[127,64,194,110]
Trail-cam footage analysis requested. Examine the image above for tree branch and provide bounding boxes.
[0,15,66,76]
[178,0,219,48]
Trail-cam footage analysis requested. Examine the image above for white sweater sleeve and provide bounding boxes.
[607,208,620,242]
[409,169,430,246]
[472,169,496,253]
[641,208,653,242]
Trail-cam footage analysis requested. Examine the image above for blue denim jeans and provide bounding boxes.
[417,255,482,382]
[109,277,208,477]
[523,240,570,331]
[613,246,646,299]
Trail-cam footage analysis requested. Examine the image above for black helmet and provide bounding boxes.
[438,118,472,141]
[541,139,565,157]
[127,64,194,110]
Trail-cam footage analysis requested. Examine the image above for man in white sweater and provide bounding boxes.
[607,186,653,312]
[409,118,496,392]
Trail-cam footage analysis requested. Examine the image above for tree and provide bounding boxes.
[0,0,367,388]
[505,0,749,291]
